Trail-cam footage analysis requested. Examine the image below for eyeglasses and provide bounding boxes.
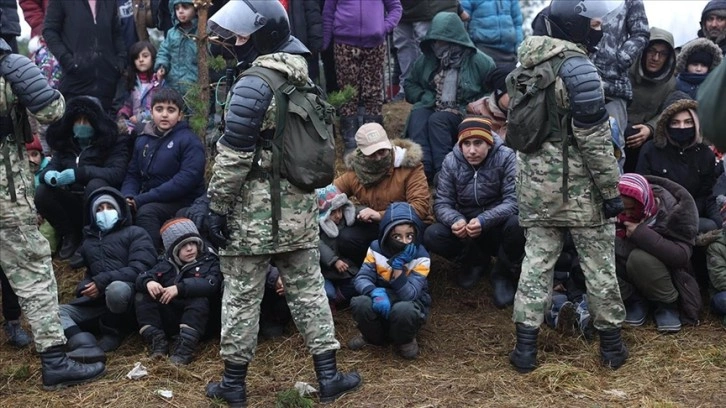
[646,48,670,58]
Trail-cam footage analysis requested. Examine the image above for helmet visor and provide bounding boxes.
[208,0,268,39]
[572,0,624,19]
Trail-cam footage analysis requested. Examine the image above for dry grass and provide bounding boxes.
[2,101,725,407]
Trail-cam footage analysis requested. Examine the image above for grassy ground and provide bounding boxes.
[1,101,724,407]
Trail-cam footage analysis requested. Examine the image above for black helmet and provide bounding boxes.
[545,0,622,48]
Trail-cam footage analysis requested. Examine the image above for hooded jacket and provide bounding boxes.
[354,202,431,317]
[322,0,402,49]
[636,98,721,227]
[318,192,358,281]
[42,96,129,190]
[627,27,677,132]
[404,11,494,114]
[335,138,433,224]
[698,0,726,55]
[72,187,158,306]
[434,134,517,229]
[617,176,702,324]
[460,0,523,55]
[154,0,198,94]
[675,38,723,99]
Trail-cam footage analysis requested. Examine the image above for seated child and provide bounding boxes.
[348,202,431,359]
[121,87,206,250]
[675,38,723,99]
[117,41,164,136]
[135,218,222,365]
[316,185,359,308]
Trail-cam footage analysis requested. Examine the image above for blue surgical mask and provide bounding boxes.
[95,209,119,232]
[73,124,95,146]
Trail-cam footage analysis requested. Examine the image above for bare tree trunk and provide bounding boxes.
[193,0,212,141]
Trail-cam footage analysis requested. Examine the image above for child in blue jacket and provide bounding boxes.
[348,201,431,359]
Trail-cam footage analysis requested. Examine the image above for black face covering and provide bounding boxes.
[668,127,696,145]
[586,29,604,53]
[387,239,407,255]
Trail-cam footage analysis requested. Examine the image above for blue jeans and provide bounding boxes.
[324,278,356,302]
[59,281,135,330]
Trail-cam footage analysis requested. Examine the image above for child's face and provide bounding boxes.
[178,242,198,263]
[390,224,415,245]
[134,47,154,73]
[175,3,196,23]
[152,101,182,131]
[687,62,709,74]
[27,149,42,166]
[329,207,343,225]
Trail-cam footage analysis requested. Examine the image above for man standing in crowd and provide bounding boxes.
[699,0,726,55]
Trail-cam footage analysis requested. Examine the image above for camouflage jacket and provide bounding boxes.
[515,36,621,228]
[0,76,64,229]
[207,53,318,256]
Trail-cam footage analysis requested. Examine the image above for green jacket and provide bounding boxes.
[404,11,494,114]
[706,233,726,293]
[698,60,726,150]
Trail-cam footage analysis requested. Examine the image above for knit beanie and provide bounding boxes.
[160,218,203,264]
[315,184,355,238]
[458,116,494,146]
[90,194,122,222]
[25,135,43,152]
[687,50,714,68]
[702,0,726,22]
[617,174,658,219]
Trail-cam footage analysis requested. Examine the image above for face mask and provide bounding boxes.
[586,29,604,53]
[95,209,119,232]
[432,41,450,60]
[387,239,407,254]
[73,124,95,141]
[668,127,696,145]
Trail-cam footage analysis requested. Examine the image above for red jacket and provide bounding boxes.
[19,0,49,37]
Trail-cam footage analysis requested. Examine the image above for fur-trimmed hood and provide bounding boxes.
[645,175,699,246]
[654,98,702,148]
[45,95,119,152]
[344,138,423,170]
[676,37,723,74]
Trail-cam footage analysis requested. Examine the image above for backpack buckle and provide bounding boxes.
[280,84,296,95]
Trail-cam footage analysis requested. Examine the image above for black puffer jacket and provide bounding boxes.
[42,96,129,191]
[73,187,158,305]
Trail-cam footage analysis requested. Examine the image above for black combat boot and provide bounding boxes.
[339,116,359,154]
[206,361,248,408]
[140,326,169,359]
[599,328,629,369]
[41,345,106,390]
[313,350,362,404]
[509,324,539,373]
[170,326,200,365]
[65,332,106,364]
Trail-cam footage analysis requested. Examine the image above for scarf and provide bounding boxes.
[350,150,392,187]
[432,42,468,112]
[616,174,658,238]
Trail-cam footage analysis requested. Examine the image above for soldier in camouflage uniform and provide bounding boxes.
[509,0,629,373]
[0,36,105,389]
[204,2,361,406]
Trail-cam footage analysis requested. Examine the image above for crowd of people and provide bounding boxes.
[1,0,726,405]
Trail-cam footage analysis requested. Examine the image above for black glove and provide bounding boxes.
[206,211,229,249]
[602,197,624,218]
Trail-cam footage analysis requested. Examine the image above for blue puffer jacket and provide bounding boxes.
[433,134,517,229]
[460,0,523,55]
[154,0,198,94]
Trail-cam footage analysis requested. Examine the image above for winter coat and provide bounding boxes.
[706,232,726,292]
[0,0,21,36]
[43,0,126,110]
[136,243,222,300]
[675,38,723,99]
[460,0,523,55]
[18,0,49,38]
[404,11,495,114]
[335,138,433,224]
[154,0,199,95]
[618,175,702,324]
[698,0,726,56]
[117,73,163,130]
[318,193,358,281]
[288,0,323,53]
[42,96,129,190]
[434,134,517,229]
[399,0,458,23]
[116,0,138,50]
[591,0,650,101]
[121,120,206,209]
[636,98,721,227]
[698,61,726,149]
[72,187,158,307]
[354,202,431,317]
[322,0,402,49]
[465,95,507,140]
[627,27,677,133]
[516,36,621,227]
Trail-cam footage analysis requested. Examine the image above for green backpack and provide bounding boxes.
[505,51,581,154]
[241,66,337,239]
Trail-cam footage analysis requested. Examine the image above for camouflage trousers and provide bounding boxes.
[513,224,625,330]
[219,248,340,364]
[0,225,66,352]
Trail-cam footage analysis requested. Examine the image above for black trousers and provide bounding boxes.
[135,201,186,250]
[34,178,110,239]
[0,267,21,321]
[337,221,380,266]
[135,292,210,335]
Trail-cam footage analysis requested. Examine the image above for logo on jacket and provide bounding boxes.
[167,141,174,149]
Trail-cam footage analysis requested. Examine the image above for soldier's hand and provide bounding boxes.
[206,211,229,249]
[602,197,625,218]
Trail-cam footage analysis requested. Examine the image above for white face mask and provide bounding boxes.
[95,209,119,232]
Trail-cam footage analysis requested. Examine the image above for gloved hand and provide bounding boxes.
[391,243,417,270]
[602,197,624,218]
[370,288,390,319]
[43,170,60,186]
[55,169,76,186]
[206,211,229,249]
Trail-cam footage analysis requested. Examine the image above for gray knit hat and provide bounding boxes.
[160,218,203,263]
[90,194,122,221]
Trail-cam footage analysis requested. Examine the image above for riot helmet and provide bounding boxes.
[544,0,623,51]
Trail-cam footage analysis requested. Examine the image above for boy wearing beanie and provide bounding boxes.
[135,217,222,365]
[424,116,525,307]
[675,37,723,98]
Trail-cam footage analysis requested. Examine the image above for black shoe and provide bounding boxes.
[653,302,681,333]
[65,332,106,364]
[490,259,515,308]
[58,235,81,260]
[140,326,169,359]
[624,294,648,326]
[457,265,485,289]
[339,116,359,154]
[509,324,539,373]
[41,345,106,390]
[258,321,285,340]
[97,315,126,352]
[599,328,629,369]
[3,320,32,348]
[206,361,248,408]
[313,350,362,404]
[170,327,200,365]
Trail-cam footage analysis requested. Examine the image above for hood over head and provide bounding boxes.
[45,95,119,152]
[378,202,425,256]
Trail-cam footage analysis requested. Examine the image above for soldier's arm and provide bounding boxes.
[0,53,64,124]
[207,75,273,215]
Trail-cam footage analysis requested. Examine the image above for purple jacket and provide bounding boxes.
[322,0,402,49]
